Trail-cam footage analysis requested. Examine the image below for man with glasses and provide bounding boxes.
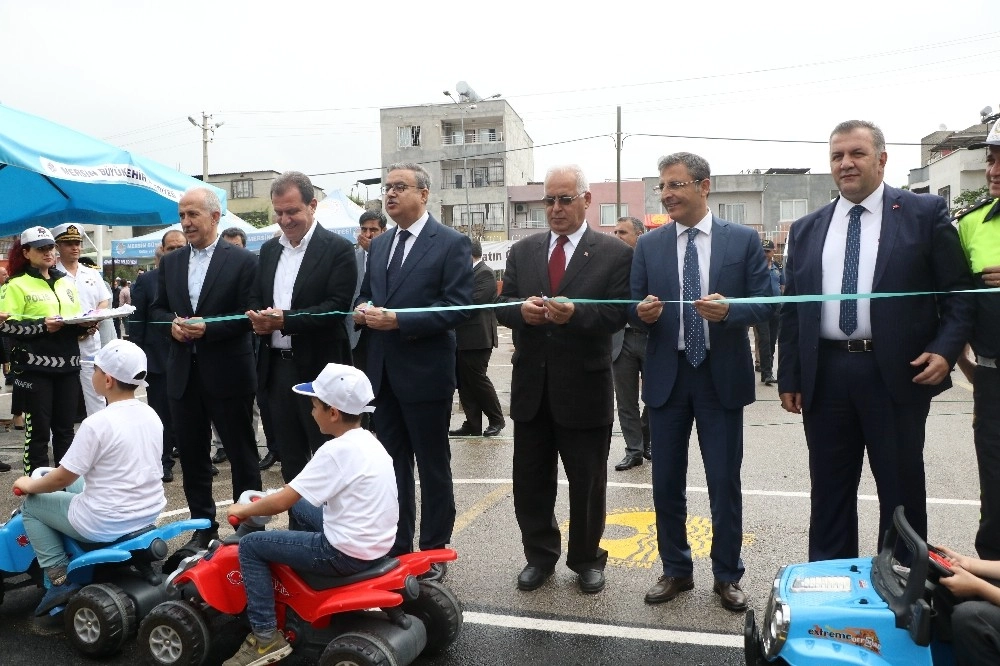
[353,163,472,581]
[496,165,632,595]
[631,152,772,612]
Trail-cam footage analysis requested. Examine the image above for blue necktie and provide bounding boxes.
[683,228,706,367]
[386,229,411,290]
[839,205,865,336]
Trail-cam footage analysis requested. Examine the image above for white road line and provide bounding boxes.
[463,611,742,648]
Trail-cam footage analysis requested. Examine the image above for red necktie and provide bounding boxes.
[548,235,568,294]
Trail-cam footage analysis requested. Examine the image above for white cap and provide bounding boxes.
[21,226,56,248]
[292,363,375,415]
[92,339,149,388]
[970,117,1000,149]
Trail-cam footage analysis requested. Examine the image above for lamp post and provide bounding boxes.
[187,112,224,181]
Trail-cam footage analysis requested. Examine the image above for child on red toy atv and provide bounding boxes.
[223,363,399,666]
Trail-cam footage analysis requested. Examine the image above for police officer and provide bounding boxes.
[753,239,783,386]
[955,114,1000,562]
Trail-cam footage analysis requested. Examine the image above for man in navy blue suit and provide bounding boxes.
[778,120,974,562]
[630,152,772,611]
[353,163,472,580]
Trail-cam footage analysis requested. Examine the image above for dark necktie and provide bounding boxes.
[682,228,706,367]
[387,229,411,290]
[548,234,569,294]
[839,205,865,336]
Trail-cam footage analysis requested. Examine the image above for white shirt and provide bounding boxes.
[62,399,166,542]
[820,183,884,339]
[271,220,319,349]
[388,212,429,268]
[547,223,588,275]
[289,428,399,560]
[675,210,713,350]
[188,237,220,312]
[57,261,112,356]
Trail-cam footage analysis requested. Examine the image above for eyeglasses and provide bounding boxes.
[654,179,703,193]
[381,182,424,195]
[542,192,586,207]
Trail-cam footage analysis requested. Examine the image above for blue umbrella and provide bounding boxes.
[0,104,227,236]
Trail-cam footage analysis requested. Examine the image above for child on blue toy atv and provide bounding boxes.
[12,339,166,615]
[935,545,1000,665]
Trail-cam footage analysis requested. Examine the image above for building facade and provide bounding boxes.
[908,121,990,210]
[507,181,647,241]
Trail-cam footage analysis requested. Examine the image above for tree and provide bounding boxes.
[240,210,271,228]
[954,185,989,210]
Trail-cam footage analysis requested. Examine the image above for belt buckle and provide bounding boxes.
[846,339,872,352]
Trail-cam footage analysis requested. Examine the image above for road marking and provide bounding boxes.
[453,484,512,536]
[953,378,973,392]
[463,611,742,648]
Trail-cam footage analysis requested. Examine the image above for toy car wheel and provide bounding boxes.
[320,632,399,666]
[401,579,463,656]
[138,600,210,666]
[64,582,138,657]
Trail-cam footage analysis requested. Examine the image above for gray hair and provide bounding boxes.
[656,153,711,181]
[387,162,431,190]
[544,164,589,193]
[618,216,645,236]
[184,187,222,216]
[270,171,315,203]
[830,120,886,154]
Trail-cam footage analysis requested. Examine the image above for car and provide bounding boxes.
[744,505,958,665]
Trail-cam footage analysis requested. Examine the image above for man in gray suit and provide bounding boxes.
[496,164,632,595]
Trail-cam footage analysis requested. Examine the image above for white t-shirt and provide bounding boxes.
[62,399,166,542]
[289,428,398,560]
[57,261,113,357]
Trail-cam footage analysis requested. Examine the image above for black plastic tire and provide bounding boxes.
[64,582,138,657]
[400,579,463,656]
[138,600,211,666]
[320,632,399,666]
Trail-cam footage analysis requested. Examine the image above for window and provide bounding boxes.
[938,185,951,205]
[231,179,253,199]
[780,199,808,221]
[397,125,421,148]
[529,208,547,227]
[600,204,626,226]
[718,203,746,224]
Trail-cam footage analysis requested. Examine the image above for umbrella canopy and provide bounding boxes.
[0,104,226,237]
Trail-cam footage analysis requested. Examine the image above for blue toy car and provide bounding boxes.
[2,475,210,658]
[745,506,957,665]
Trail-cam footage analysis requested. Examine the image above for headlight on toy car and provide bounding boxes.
[761,566,790,660]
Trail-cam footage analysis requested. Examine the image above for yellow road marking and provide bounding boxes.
[453,484,512,537]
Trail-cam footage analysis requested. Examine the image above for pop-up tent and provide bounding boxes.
[258,189,365,243]
[110,213,268,259]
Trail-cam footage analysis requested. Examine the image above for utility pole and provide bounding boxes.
[616,106,622,219]
[187,112,224,181]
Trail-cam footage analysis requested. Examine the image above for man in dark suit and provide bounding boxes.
[247,172,357,488]
[778,120,974,562]
[151,187,261,547]
[129,229,186,482]
[353,162,472,579]
[496,164,632,595]
[450,240,505,438]
[347,210,387,377]
[631,152,772,612]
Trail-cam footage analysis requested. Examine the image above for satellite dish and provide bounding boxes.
[981,106,993,118]
[456,81,481,103]
[938,124,948,131]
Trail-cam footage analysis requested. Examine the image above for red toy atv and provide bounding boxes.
[137,530,462,666]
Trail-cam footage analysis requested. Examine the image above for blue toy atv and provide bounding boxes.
[745,506,958,665]
[3,472,210,658]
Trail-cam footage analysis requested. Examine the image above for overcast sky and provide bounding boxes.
[2,0,997,205]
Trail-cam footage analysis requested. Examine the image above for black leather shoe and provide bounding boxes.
[258,452,279,470]
[211,464,219,477]
[162,468,174,483]
[763,375,776,386]
[644,575,694,604]
[517,564,555,591]
[449,424,481,437]
[171,448,180,459]
[211,449,228,464]
[643,441,652,461]
[754,362,761,372]
[183,528,220,551]
[419,562,447,581]
[578,569,605,594]
[482,422,505,437]
[0,460,11,473]
[614,454,643,471]
[714,580,748,612]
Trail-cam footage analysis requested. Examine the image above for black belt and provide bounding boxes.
[820,339,874,352]
[271,348,294,360]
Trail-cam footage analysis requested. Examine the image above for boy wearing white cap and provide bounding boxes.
[13,339,166,616]
[224,363,397,666]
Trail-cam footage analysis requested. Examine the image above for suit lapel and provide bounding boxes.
[175,246,194,316]
[802,202,836,294]
[558,228,593,294]
[386,223,431,301]
[534,233,552,295]
[873,186,901,288]
[195,241,228,315]
[708,217,729,293]
[291,227,327,305]
[662,224,681,323]
[259,242,279,308]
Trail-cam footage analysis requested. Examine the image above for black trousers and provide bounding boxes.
[456,347,504,431]
[974,365,1000,560]
[170,357,260,531]
[512,385,611,573]
[146,371,176,472]
[753,312,780,377]
[266,353,326,484]
[18,370,80,474]
[803,348,930,561]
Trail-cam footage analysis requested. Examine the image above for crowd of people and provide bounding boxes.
[1,116,999,665]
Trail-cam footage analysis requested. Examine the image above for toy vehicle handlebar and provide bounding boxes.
[13,488,24,496]
[229,495,264,526]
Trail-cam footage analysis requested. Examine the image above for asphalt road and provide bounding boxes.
[0,328,979,665]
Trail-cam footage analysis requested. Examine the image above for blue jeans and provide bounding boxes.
[21,478,97,570]
[238,498,375,633]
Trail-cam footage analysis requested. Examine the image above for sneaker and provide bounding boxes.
[34,580,81,616]
[223,632,292,666]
